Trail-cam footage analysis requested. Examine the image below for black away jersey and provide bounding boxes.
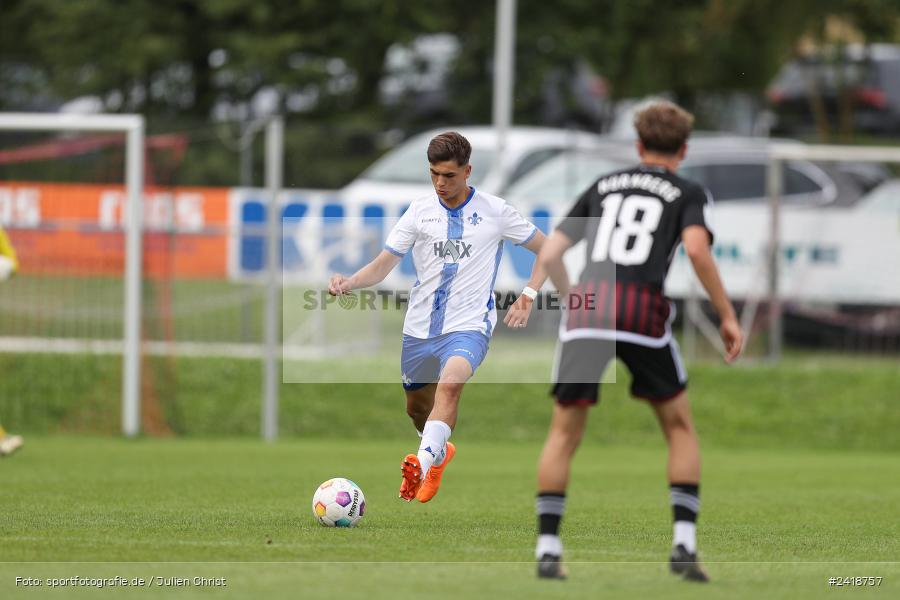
[557,164,714,339]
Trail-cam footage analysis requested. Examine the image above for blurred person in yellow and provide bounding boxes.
[0,225,24,456]
[0,225,16,280]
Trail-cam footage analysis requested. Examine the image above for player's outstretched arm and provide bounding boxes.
[682,226,743,363]
[328,250,401,296]
[504,230,549,328]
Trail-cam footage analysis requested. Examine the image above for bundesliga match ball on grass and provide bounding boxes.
[312,478,366,527]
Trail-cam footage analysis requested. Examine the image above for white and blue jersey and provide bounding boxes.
[384,187,537,339]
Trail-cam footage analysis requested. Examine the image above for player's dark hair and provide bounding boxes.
[634,101,695,155]
[427,132,471,166]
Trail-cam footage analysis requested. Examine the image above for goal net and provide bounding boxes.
[0,114,277,436]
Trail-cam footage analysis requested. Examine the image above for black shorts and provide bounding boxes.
[551,335,688,405]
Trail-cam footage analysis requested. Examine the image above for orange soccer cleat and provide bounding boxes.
[416,442,456,503]
[399,454,423,502]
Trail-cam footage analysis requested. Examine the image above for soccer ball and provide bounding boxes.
[312,478,366,527]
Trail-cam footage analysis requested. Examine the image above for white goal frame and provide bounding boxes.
[765,142,900,360]
[0,113,145,437]
[684,141,900,362]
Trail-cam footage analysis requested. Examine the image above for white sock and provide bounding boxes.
[673,521,697,554]
[535,534,563,559]
[417,420,451,477]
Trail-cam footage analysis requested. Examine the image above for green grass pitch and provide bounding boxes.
[1,436,898,599]
[1,276,899,600]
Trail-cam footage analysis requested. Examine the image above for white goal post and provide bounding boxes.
[766,142,900,360]
[682,141,900,362]
[0,112,145,437]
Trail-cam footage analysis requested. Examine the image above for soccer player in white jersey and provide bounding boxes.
[329,132,547,502]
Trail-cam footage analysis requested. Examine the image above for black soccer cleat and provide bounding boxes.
[537,554,567,580]
[669,544,709,583]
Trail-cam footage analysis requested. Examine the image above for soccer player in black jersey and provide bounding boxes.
[533,101,743,582]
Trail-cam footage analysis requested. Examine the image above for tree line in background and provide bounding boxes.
[1,0,898,186]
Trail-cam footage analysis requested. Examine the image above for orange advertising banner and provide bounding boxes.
[0,181,229,278]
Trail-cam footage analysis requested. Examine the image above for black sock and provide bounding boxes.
[670,482,699,523]
[536,492,566,536]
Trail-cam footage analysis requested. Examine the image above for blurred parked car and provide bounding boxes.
[767,44,900,135]
[506,136,878,213]
[854,179,900,214]
[678,137,873,207]
[503,147,631,209]
[340,126,610,203]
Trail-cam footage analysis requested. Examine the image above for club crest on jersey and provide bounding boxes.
[433,240,472,262]
[467,212,483,226]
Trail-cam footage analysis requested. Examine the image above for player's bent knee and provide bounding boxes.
[548,427,583,456]
[437,375,467,391]
[439,356,474,385]
[550,406,588,445]
[436,382,465,401]
[657,408,696,436]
